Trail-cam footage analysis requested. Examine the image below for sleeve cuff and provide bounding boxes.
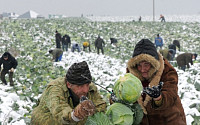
[71,111,81,122]
[154,97,163,106]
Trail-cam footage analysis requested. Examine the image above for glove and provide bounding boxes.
[143,82,164,98]
[9,68,14,72]
[72,99,96,121]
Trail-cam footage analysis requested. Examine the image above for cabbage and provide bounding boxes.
[106,103,134,125]
[130,103,144,125]
[85,112,114,125]
[113,73,143,103]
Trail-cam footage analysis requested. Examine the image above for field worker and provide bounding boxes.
[173,40,181,51]
[168,44,176,53]
[176,53,198,71]
[55,30,62,49]
[71,43,81,52]
[155,34,163,49]
[159,48,175,61]
[95,35,105,54]
[110,38,118,47]
[82,41,91,52]
[49,48,63,62]
[0,52,18,86]
[127,39,186,125]
[31,61,107,125]
[62,35,68,51]
[159,14,166,22]
[66,34,71,49]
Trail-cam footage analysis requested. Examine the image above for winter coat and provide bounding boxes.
[31,77,107,125]
[155,37,163,47]
[159,49,172,61]
[95,37,105,48]
[66,35,71,45]
[51,48,63,61]
[0,52,18,71]
[176,53,193,68]
[173,40,180,51]
[62,35,68,45]
[55,33,62,48]
[168,44,176,52]
[127,39,186,125]
[110,38,117,44]
[83,41,90,47]
[71,43,81,52]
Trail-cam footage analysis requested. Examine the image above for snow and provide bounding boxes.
[87,14,200,23]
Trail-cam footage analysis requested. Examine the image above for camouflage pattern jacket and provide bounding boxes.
[31,77,107,125]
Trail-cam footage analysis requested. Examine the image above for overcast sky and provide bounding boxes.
[1,0,200,17]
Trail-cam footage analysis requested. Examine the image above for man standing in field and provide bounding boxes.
[95,35,105,54]
[55,30,62,48]
[155,34,163,49]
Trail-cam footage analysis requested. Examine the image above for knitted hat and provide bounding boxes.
[2,52,10,58]
[132,39,159,60]
[66,61,92,85]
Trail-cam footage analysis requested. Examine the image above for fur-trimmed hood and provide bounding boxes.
[127,52,164,114]
[127,39,165,114]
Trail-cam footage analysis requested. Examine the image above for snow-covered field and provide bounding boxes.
[0,15,200,124]
[0,50,200,125]
[87,14,200,22]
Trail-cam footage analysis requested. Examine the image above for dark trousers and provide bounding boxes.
[1,69,14,86]
[56,41,61,48]
[62,44,68,51]
[97,47,104,54]
[83,46,91,52]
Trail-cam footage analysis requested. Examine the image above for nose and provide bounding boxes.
[141,66,146,72]
[81,84,89,93]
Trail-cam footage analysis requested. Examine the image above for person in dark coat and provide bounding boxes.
[62,35,68,51]
[168,44,176,53]
[0,52,18,86]
[95,35,105,54]
[110,38,118,47]
[176,53,197,71]
[49,48,63,62]
[66,34,71,49]
[55,30,62,48]
[127,39,186,125]
[173,40,180,51]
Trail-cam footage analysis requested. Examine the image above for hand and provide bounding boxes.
[143,82,164,98]
[73,100,96,120]
[9,68,14,72]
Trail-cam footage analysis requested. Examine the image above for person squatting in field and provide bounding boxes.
[176,53,198,71]
[49,48,63,62]
[0,52,18,86]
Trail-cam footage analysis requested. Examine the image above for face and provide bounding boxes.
[67,82,90,99]
[3,57,8,60]
[137,61,152,79]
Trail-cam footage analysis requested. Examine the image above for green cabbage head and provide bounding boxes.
[106,103,134,125]
[113,73,143,103]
